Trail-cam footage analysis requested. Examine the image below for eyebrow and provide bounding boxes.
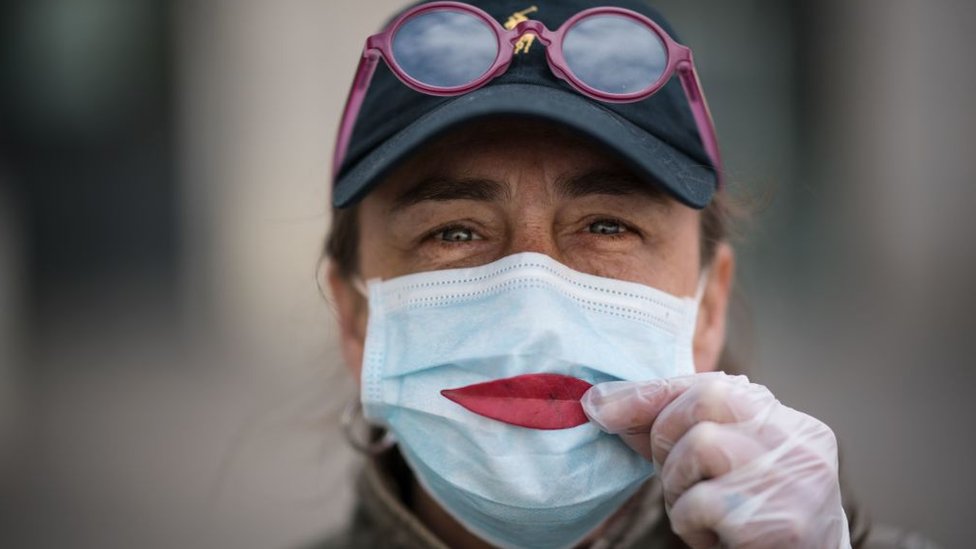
[390,176,510,213]
[388,169,668,213]
[555,170,669,204]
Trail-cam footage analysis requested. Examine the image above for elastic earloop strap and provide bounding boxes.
[351,277,369,299]
[694,267,711,304]
[341,398,396,455]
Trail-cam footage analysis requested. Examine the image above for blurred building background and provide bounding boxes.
[1,1,973,548]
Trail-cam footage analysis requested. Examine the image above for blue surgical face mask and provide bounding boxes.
[358,252,703,549]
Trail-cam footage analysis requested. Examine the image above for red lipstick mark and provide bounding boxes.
[441,373,593,430]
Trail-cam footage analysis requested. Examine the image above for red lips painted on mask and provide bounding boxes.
[440,373,593,430]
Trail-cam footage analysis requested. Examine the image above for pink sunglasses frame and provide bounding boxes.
[333,1,723,188]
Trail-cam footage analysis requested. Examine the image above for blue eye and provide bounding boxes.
[440,226,476,242]
[588,220,626,235]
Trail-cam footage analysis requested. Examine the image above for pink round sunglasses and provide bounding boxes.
[333,1,723,188]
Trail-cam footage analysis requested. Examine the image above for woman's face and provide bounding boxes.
[330,119,734,380]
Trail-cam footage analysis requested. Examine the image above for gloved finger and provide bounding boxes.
[615,431,654,462]
[668,478,794,549]
[659,421,766,508]
[669,430,846,549]
[581,375,715,463]
[666,479,725,549]
[673,478,828,549]
[650,374,769,468]
[581,373,724,435]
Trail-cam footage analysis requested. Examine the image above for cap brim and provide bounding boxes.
[332,83,716,209]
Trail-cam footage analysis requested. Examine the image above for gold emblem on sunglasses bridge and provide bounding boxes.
[504,6,539,54]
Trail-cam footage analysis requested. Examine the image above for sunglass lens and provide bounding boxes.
[392,10,499,89]
[562,15,667,96]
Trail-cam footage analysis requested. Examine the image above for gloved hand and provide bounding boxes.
[581,371,851,549]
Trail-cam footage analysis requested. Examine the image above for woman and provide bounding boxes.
[319,0,865,547]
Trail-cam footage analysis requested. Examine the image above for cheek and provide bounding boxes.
[357,241,386,280]
[656,211,703,293]
[356,205,400,280]
[571,254,653,283]
[571,214,701,295]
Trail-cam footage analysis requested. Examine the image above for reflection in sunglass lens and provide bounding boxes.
[562,15,667,95]
[392,10,498,89]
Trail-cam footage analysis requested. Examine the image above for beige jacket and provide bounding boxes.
[312,450,937,549]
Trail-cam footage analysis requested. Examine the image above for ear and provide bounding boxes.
[327,263,368,385]
[692,242,735,372]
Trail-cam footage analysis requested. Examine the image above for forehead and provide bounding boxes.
[368,117,670,203]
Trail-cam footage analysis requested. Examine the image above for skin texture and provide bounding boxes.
[329,119,736,548]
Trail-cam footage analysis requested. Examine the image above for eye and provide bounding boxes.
[588,219,627,235]
[437,225,480,242]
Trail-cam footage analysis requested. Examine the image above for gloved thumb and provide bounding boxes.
[581,373,722,462]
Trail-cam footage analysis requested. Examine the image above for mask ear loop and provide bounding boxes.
[351,276,369,299]
[342,398,397,455]
[694,266,712,304]
[341,276,396,455]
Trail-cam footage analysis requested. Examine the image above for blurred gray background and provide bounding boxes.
[1,1,973,547]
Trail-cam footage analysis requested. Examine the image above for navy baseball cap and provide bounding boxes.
[332,0,719,209]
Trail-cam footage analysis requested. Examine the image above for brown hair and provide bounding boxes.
[325,204,361,282]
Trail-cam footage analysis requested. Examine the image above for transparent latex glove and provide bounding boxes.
[581,372,851,549]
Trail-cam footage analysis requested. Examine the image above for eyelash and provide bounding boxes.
[586,218,634,240]
[424,223,480,245]
[421,218,637,247]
